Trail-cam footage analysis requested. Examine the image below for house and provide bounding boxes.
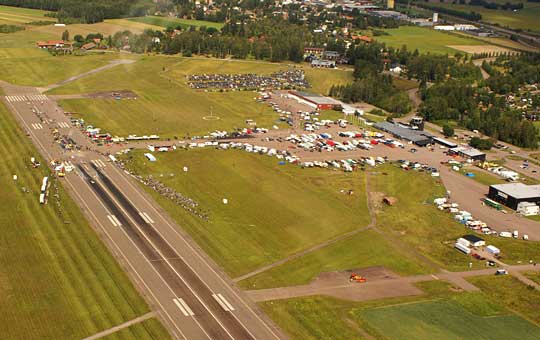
[462,234,485,247]
[352,35,373,43]
[36,40,73,49]
[81,42,96,51]
[311,59,336,68]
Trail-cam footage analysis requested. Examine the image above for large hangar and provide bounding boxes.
[488,183,540,210]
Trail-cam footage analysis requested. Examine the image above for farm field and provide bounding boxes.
[422,1,540,34]
[0,102,166,339]
[53,56,353,137]
[370,164,540,270]
[373,26,485,54]
[0,26,123,87]
[118,148,371,278]
[0,5,52,25]
[239,229,433,290]
[260,280,540,340]
[468,275,540,324]
[128,16,224,30]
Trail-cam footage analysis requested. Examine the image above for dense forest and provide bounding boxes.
[0,0,150,23]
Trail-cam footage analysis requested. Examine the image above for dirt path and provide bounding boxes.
[39,59,136,93]
[246,265,540,302]
[82,312,155,340]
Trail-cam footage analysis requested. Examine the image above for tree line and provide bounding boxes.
[415,2,482,21]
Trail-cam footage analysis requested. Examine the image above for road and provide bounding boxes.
[0,82,284,339]
[246,263,540,303]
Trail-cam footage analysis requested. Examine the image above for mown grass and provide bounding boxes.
[129,16,224,30]
[101,318,170,340]
[468,275,540,324]
[373,26,484,54]
[118,148,370,278]
[0,102,166,339]
[239,229,434,290]
[371,164,540,270]
[0,5,52,25]
[259,279,540,340]
[460,167,506,186]
[0,27,121,87]
[53,56,352,137]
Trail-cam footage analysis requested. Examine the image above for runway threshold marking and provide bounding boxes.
[58,121,70,128]
[91,159,107,168]
[212,294,235,312]
[173,298,195,316]
[31,123,43,130]
[139,212,155,224]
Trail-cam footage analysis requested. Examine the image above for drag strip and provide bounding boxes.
[89,163,255,340]
[77,164,236,339]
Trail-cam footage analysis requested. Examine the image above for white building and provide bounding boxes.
[517,202,540,216]
[434,25,455,31]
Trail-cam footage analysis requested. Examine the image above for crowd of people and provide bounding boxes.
[187,68,309,90]
[115,157,208,220]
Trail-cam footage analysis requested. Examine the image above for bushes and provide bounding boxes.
[0,24,24,33]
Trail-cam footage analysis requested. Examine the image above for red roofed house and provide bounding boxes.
[36,40,73,50]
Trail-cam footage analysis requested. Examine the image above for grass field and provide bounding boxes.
[239,229,433,289]
[468,275,540,324]
[101,318,170,340]
[129,16,224,30]
[460,167,506,186]
[373,26,484,54]
[361,299,540,339]
[0,102,167,339]
[0,26,124,87]
[422,1,540,34]
[0,5,52,25]
[53,57,353,137]
[260,280,540,340]
[118,148,370,278]
[371,164,540,270]
[523,271,540,284]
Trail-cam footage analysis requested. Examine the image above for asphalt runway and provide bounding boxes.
[0,82,284,340]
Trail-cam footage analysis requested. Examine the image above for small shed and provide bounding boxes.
[462,234,485,247]
[383,196,397,206]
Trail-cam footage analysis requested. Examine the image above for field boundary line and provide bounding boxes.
[82,312,156,340]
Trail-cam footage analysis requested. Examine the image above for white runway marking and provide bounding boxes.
[173,298,195,316]
[139,212,154,224]
[107,215,119,227]
[5,95,27,102]
[58,121,71,128]
[31,123,43,130]
[26,94,48,102]
[91,159,107,168]
[212,294,235,312]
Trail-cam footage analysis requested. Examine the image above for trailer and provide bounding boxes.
[455,242,471,254]
[483,198,502,211]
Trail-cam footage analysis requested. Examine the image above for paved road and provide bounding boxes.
[0,83,284,340]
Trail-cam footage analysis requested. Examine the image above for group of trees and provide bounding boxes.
[329,74,412,116]
[419,78,538,148]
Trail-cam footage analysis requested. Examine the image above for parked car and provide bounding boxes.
[495,269,508,275]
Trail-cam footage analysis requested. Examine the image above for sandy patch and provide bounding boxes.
[447,45,514,54]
